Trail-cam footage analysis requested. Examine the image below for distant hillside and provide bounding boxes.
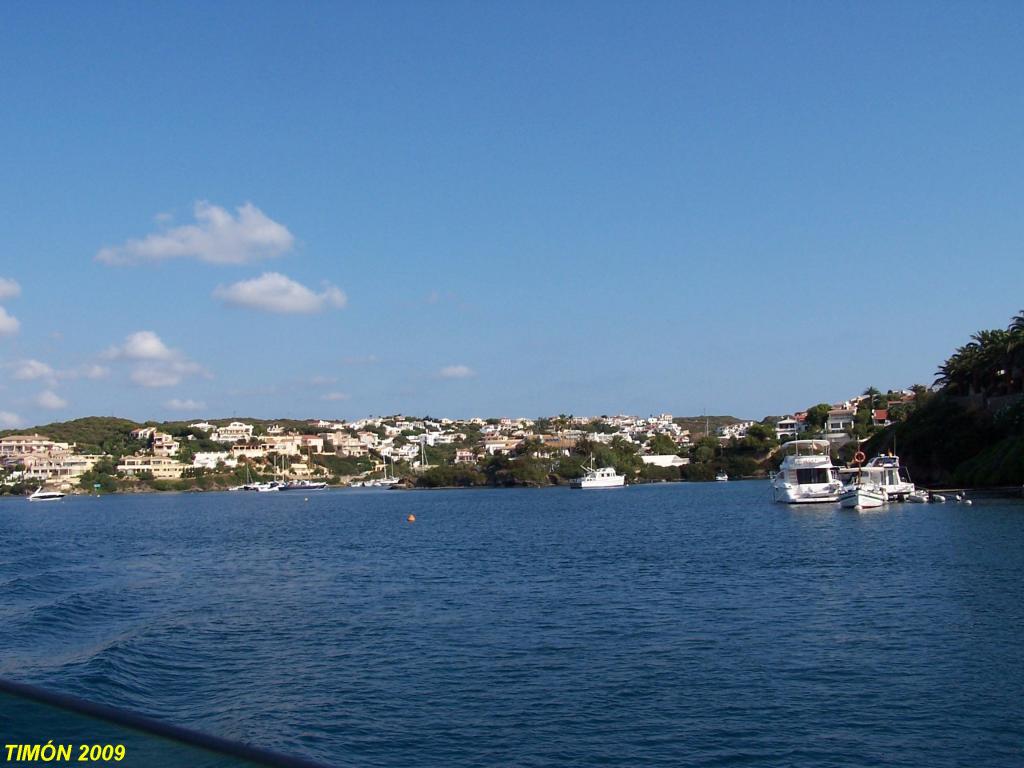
[673,415,746,437]
[0,415,328,452]
[0,417,143,455]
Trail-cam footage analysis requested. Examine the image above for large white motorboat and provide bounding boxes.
[569,458,626,489]
[28,486,65,502]
[771,440,842,503]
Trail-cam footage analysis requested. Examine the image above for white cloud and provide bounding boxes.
[75,364,111,380]
[7,359,109,385]
[165,398,206,411]
[130,360,204,388]
[0,411,23,428]
[0,307,19,336]
[13,359,56,383]
[104,330,176,361]
[310,375,337,385]
[322,391,350,401]
[35,390,68,409]
[439,365,475,379]
[0,278,20,300]
[104,331,206,388]
[96,201,294,266]
[214,272,347,314]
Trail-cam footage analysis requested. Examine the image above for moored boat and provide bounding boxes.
[279,480,328,491]
[771,440,842,503]
[839,478,887,509]
[569,457,625,489]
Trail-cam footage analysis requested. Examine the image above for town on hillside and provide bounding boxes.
[0,388,923,494]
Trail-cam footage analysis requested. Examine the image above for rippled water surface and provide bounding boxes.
[1,483,1022,766]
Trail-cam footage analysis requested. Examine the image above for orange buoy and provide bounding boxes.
[407,514,416,523]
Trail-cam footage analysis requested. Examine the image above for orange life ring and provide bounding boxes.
[854,451,866,464]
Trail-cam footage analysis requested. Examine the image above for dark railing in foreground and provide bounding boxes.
[0,678,333,768]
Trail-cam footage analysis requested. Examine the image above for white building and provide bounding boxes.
[212,422,255,443]
[717,421,755,440]
[454,449,478,464]
[117,455,187,479]
[192,452,237,470]
[22,453,105,481]
[826,408,856,438]
[0,435,71,460]
[775,417,806,440]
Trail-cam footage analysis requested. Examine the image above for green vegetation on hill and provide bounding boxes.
[865,309,1024,487]
[0,417,144,457]
[673,415,743,437]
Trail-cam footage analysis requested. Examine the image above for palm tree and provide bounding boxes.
[862,386,881,409]
[1007,311,1024,392]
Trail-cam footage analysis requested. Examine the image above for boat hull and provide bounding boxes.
[771,482,841,504]
[839,487,887,509]
[569,476,625,489]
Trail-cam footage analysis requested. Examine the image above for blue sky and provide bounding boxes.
[2,2,1023,426]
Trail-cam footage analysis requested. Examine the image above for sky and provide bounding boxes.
[1,1,1023,427]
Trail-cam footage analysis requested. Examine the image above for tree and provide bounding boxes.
[693,436,717,464]
[862,386,881,409]
[648,434,677,455]
[805,403,831,430]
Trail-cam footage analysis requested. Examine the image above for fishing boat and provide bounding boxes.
[838,449,888,510]
[569,457,625,489]
[839,477,887,509]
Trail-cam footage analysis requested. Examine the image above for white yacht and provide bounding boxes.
[771,440,842,503]
[279,479,328,491]
[715,471,729,482]
[838,454,915,501]
[864,454,915,500]
[569,458,625,489]
[28,486,65,502]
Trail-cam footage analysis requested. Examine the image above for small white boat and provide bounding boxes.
[715,471,729,482]
[839,479,887,510]
[906,490,929,503]
[570,457,625,489]
[28,486,65,502]
[253,482,280,492]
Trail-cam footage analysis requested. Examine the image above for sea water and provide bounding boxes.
[1,483,1022,767]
